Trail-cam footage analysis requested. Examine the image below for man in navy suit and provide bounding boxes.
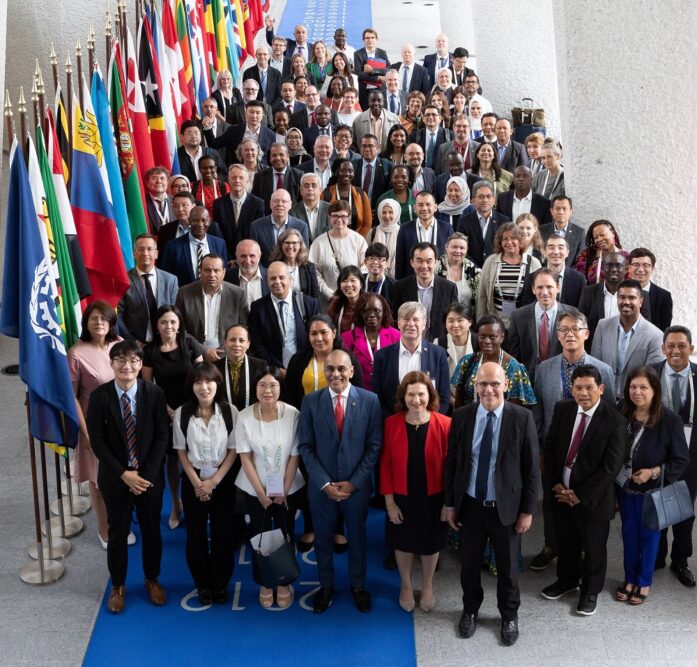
[353,133,393,207]
[247,261,319,370]
[160,207,228,287]
[117,235,179,344]
[409,105,454,170]
[372,301,450,419]
[496,166,551,226]
[422,33,453,83]
[392,44,432,95]
[271,80,306,117]
[251,143,304,213]
[242,46,282,106]
[248,189,309,265]
[265,18,313,60]
[629,248,673,332]
[299,349,382,613]
[492,119,529,173]
[539,196,584,267]
[301,105,337,154]
[354,28,391,110]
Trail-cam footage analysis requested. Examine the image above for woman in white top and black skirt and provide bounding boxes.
[173,362,238,607]
[235,366,304,609]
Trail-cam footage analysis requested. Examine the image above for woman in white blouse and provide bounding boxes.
[173,362,238,607]
[235,366,304,609]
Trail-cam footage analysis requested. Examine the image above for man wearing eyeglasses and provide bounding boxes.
[444,361,539,646]
[531,309,615,573]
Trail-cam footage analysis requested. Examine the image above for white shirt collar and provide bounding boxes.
[577,399,601,419]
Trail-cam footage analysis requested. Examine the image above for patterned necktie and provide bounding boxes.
[565,413,588,468]
[122,392,138,469]
[672,373,683,413]
[475,411,494,501]
[539,311,550,362]
[335,394,344,436]
[196,241,203,277]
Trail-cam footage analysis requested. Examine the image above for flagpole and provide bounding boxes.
[31,80,40,142]
[65,55,73,180]
[50,44,59,96]
[18,88,29,162]
[88,25,96,77]
[119,0,128,67]
[4,90,13,153]
[19,397,64,585]
[105,7,113,64]
[76,40,84,111]
[36,64,47,143]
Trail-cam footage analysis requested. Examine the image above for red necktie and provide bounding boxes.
[362,163,373,194]
[287,104,293,114]
[275,172,284,190]
[311,111,316,126]
[539,311,550,362]
[335,394,344,437]
[565,412,588,468]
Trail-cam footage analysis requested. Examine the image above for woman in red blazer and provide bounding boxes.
[381,371,451,613]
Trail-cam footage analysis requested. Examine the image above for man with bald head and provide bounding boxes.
[224,239,268,305]
[445,361,540,646]
[299,349,382,613]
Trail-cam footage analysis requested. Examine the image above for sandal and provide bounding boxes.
[628,587,649,605]
[259,588,274,608]
[276,586,294,609]
[616,582,633,602]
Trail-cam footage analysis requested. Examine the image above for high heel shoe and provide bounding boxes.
[259,589,274,608]
[276,586,294,608]
[419,594,435,612]
[399,595,415,612]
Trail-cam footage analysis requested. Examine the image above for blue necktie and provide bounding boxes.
[475,411,494,501]
[390,94,397,114]
[260,70,267,98]
[426,132,436,168]
[498,144,506,163]
[402,67,409,92]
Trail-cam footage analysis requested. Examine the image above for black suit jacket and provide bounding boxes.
[212,193,266,255]
[155,221,224,260]
[539,222,585,266]
[214,354,266,412]
[408,127,454,169]
[434,172,482,204]
[301,124,338,153]
[493,140,529,173]
[352,157,393,207]
[391,275,459,343]
[251,166,304,213]
[646,283,673,332]
[145,196,174,235]
[456,210,511,267]
[423,52,453,83]
[212,89,244,125]
[496,190,552,226]
[87,380,169,495]
[390,62,432,94]
[520,266,587,308]
[176,146,226,183]
[243,65,283,106]
[354,47,390,107]
[224,266,270,299]
[444,402,540,525]
[265,28,313,59]
[544,399,627,521]
[203,123,276,166]
[290,107,340,131]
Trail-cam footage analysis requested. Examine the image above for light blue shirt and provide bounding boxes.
[272,293,297,367]
[466,401,504,501]
[534,302,558,351]
[661,363,690,408]
[114,381,138,419]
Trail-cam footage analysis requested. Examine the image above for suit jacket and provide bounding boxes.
[435,140,479,175]
[86,379,169,495]
[496,190,552,227]
[352,109,401,152]
[159,233,228,287]
[492,140,529,173]
[390,62,432,95]
[301,124,339,154]
[248,215,310,265]
[434,172,481,204]
[176,146,226,183]
[456,210,511,267]
[290,200,330,242]
[354,47,391,107]
[590,315,664,395]
[214,354,266,412]
[212,89,244,125]
[444,401,539,526]
[251,166,304,214]
[155,221,224,257]
[290,107,340,131]
[506,303,568,382]
[175,281,248,344]
[146,196,175,235]
[272,99,306,116]
[539,221,584,266]
[408,127,455,169]
[394,219,454,279]
[372,340,451,419]
[212,192,266,255]
[449,65,476,88]
[298,385,382,493]
[352,157,393,207]
[533,353,616,440]
[521,266,587,308]
[265,28,313,60]
[201,118,231,165]
[117,267,179,342]
[247,291,320,367]
[243,65,283,106]
[383,89,408,116]
[225,101,275,129]
[224,266,270,300]
[423,52,453,83]
[414,167,437,195]
[203,123,276,166]
[545,399,627,521]
[646,283,673,332]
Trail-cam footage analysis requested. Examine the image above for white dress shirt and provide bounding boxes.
[173,403,237,469]
[563,400,601,486]
[512,190,533,220]
[398,341,422,381]
[603,284,619,319]
[239,267,264,305]
[203,286,223,348]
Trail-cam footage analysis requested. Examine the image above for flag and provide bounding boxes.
[222,0,241,83]
[212,0,232,76]
[70,98,130,306]
[46,108,92,304]
[186,0,211,109]
[162,0,192,122]
[232,0,247,65]
[241,0,255,58]
[203,0,220,84]
[175,0,198,117]
[108,45,150,240]
[0,140,79,447]
[54,86,71,184]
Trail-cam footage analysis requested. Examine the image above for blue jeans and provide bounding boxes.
[617,488,661,587]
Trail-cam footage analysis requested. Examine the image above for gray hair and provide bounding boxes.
[556,307,588,329]
[397,301,428,322]
[472,180,495,198]
[300,172,322,186]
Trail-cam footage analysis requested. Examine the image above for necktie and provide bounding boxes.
[440,57,446,69]
[278,299,287,336]
[275,171,284,190]
[287,104,293,114]
[142,273,158,335]
[389,94,396,114]
[672,373,683,413]
[475,411,494,501]
[122,393,138,469]
[427,132,436,168]
[260,70,267,98]
[335,394,345,437]
[298,45,304,57]
[402,67,409,92]
[539,311,550,362]
[310,111,316,126]
[196,241,203,277]
[498,144,506,163]
[232,198,241,221]
[565,412,588,469]
[362,163,373,194]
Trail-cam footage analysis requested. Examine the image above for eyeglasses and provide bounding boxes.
[113,357,142,367]
[475,381,502,389]
[365,256,387,263]
[282,241,300,247]
[558,327,588,335]
[630,262,653,270]
[330,215,350,221]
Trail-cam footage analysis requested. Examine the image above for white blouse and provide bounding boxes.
[172,403,238,469]
[308,230,367,304]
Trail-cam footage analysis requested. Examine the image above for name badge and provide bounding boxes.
[265,471,285,497]
[615,464,631,487]
[200,466,218,481]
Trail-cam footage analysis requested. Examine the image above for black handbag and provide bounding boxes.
[642,465,695,531]
[251,509,300,588]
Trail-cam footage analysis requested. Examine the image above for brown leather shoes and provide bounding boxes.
[108,586,125,614]
[145,579,166,605]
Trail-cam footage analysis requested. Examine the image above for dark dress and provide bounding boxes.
[386,422,448,555]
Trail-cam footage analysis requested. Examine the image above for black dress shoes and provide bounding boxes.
[197,589,213,605]
[458,611,477,638]
[351,587,371,612]
[501,618,519,646]
[312,587,334,613]
[212,589,229,604]
[671,563,697,588]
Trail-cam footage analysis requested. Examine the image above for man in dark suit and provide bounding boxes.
[444,361,539,645]
[404,143,436,195]
[372,300,450,419]
[496,166,551,226]
[251,143,304,214]
[449,47,477,88]
[175,254,248,363]
[144,167,174,234]
[224,239,268,306]
[290,173,331,241]
[86,340,170,614]
[382,70,409,116]
[392,241,459,343]
[300,105,337,154]
[242,46,283,106]
[629,247,673,332]
[353,133,393,207]
[298,349,382,613]
[422,33,452,83]
[354,28,391,109]
[492,119,528,173]
[539,196,584,266]
[433,152,482,204]
[247,262,319,370]
[271,80,306,117]
[117,235,179,344]
[435,116,478,174]
[392,44,432,95]
[409,104,454,170]
[200,97,231,165]
[160,207,228,287]
[507,269,566,382]
[542,364,626,616]
[290,87,340,131]
[457,181,510,267]
[213,164,265,256]
[653,326,697,586]
[234,80,276,128]
[521,234,587,308]
[177,120,226,184]
[264,18,313,59]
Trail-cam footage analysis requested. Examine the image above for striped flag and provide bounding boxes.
[162,0,192,122]
[175,0,199,117]
[54,86,71,184]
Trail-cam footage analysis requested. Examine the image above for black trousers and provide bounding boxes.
[181,469,239,592]
[553,500,610,595]
[103,472,164,587]
[244,490,300,539]
[459,497,520,621]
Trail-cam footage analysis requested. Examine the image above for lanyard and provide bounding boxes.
[312,355,322,391]
[257,403,283,472]
[225,356,250,408]
[625,423,646,466]
[495,258,526,301]
[595,249,603,284]
[152,197,168,225]
[542,169,562,198]
[417,221,436,246]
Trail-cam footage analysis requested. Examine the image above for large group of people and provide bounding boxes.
[79,18,695,651]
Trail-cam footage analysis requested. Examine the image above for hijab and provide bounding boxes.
[438,176,470,215]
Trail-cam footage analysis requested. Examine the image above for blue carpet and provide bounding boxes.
[277,0,372,51]
[84,502,416,667]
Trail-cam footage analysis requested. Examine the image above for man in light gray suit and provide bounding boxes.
[591,279,664,399]
[290,173,330,242]
[117,234,179,344]
[530,308,615,572]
